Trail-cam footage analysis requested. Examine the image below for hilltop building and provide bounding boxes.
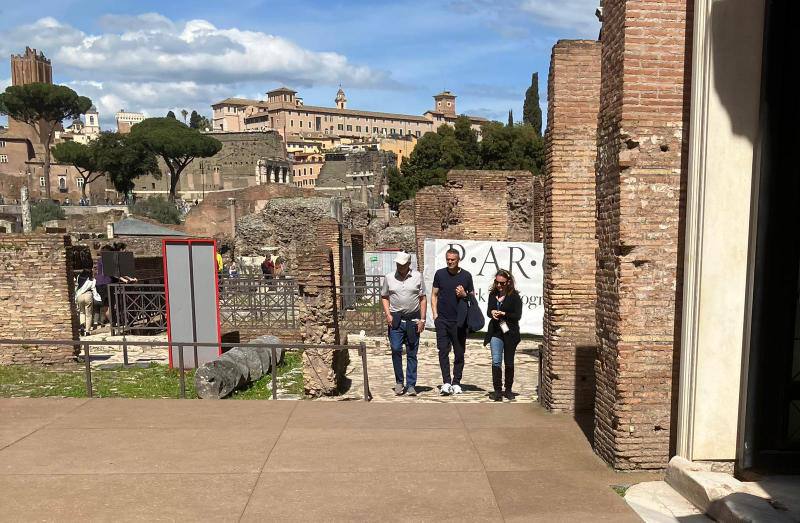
[115,110,146,134]
[212,87,487,140]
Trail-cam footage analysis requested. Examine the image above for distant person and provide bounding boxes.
[431,248,474,396]
[485,270,522,401]
[217,245,229,275]
[94,245,113,326]
[380,251,426,396]
[75,268,101,335]
[261,255,275,280]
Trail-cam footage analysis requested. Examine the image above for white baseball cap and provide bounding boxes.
[394,251,411,265]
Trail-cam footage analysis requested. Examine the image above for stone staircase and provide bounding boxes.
[625,457,800,522]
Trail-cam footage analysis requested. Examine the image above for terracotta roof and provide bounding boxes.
[211,97,263,107]
[267,87,297,95]
[434,91,456,98]
[245,104,432,123]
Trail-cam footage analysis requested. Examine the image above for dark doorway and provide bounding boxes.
[741,0,800,474]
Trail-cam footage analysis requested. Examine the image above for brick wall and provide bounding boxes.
[594,0,692,470]
[541,40,602,414]
[532,176,545,243]
[413,170,536,270]
[0,235,79,364]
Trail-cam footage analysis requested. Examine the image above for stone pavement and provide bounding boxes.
[338,334,540,403]
[0,398,658,521]
[79,331,169,368]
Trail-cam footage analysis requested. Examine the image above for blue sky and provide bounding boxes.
[0,0,600,128]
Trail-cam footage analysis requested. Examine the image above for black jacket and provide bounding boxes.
[483,292,523,347]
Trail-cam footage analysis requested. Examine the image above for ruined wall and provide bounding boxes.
[413,170,536,270]
[0,235,78,364]
[541,40,601,414]
[594,0,692,470]
[183,183,307,239]
[294,232,350,396]
[532,176,545,243]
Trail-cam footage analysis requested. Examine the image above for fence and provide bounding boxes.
[107,276,300,335]
[0,338,371,401]
[336,275,385,335]
[108,282,167,335]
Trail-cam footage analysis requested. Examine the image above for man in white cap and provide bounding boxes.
[380,251,427,396]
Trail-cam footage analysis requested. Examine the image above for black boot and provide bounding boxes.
[491,366,503,401]
[504,365,515,400]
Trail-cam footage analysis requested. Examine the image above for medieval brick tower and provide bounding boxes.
[11,47,52,86]
[433,91,457,117]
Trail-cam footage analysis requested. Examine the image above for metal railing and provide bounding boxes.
[0,338,371,401]
[218,276,298,331]
[108,283,167,336]
[336,275,385,335]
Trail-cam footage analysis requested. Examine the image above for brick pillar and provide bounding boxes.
[594,0,692,470]
[295,245,349,396]
[541,40,601,413]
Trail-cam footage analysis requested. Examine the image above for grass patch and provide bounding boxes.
[0,354,304,400]
[611,485,630,497]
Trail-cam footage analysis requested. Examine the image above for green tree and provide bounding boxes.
[523,72,542,136]
[166,110,177,119]
[198,116,212,131]
[51,141,103,199]
[0,83,92,199]
[189,110,201,129]
[507,110,514,127]
[130,117,222,201]
[180,109,188,124]
[30,200,65,230]
[453,116,480,168]
[131,196,181,224]
[480,122,544,173]
[93,133,160,197]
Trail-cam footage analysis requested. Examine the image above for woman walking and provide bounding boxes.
[485,269,523,401]
[75,268,101,335]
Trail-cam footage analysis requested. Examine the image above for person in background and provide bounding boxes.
[484,269,523,401]
[94,245,113,326]
[261,254,275,281]
[75,268,101,335]
[431,248,474,396]
[380,251,426,396]
[217,245,229,275]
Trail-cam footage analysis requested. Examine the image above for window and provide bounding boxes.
[0,140,5,147]
[373,127,379,134]
[447,102,452,107]
[346,125,352,131]
[337,124,343,131]
[58,177,67,190]
[290,120,294,127]
[76,178,85,189]
[300,121,303,128]
[0,154,7,163]
[39,177,46,187]
[356,126,361,132]
[416,131,421,137]
[382,128,387,134]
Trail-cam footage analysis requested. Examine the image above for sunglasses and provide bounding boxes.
[495,280,508,285]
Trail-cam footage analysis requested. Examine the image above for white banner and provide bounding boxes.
[423,239,543,335]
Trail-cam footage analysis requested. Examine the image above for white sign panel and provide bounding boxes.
[423,239,543,335]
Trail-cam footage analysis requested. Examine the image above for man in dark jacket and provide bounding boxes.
[431,248,474,396]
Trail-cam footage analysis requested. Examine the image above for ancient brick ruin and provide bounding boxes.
[541,40,601,414]
[0,235,79,364]
[413,170,538,269]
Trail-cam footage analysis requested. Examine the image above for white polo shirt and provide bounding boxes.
[381,269,426,314]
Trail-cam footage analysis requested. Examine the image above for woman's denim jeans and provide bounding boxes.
[490,336,505,367]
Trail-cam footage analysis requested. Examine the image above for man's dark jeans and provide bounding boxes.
[388,318,420,387]
[434,317,467,385]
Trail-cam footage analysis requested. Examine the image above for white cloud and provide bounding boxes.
[0,14,394,129]
[519,0,600,36]
[0,15,389,87]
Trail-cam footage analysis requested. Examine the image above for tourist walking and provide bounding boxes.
[381,251,426,396]
[431,248,474,396]
[75,268,101,335]
[485,269,523,401]
[261,254,275,281]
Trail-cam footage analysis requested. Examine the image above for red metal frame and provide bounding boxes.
[162,238,222,368]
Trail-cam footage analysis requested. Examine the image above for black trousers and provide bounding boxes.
[435,318,467,385]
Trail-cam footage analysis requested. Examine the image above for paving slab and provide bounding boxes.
[456,402,572,429]
[288,400,463,429]
[242,471,503,522]
[47,398,296,429]
[0,427,282,474]
[0,473,258,522]
[488,470,639,522]
[264,427,485,473]
[470,426,609,472]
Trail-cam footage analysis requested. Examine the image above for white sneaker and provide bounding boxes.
[440,383,453,396]
[452,384,463,395]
